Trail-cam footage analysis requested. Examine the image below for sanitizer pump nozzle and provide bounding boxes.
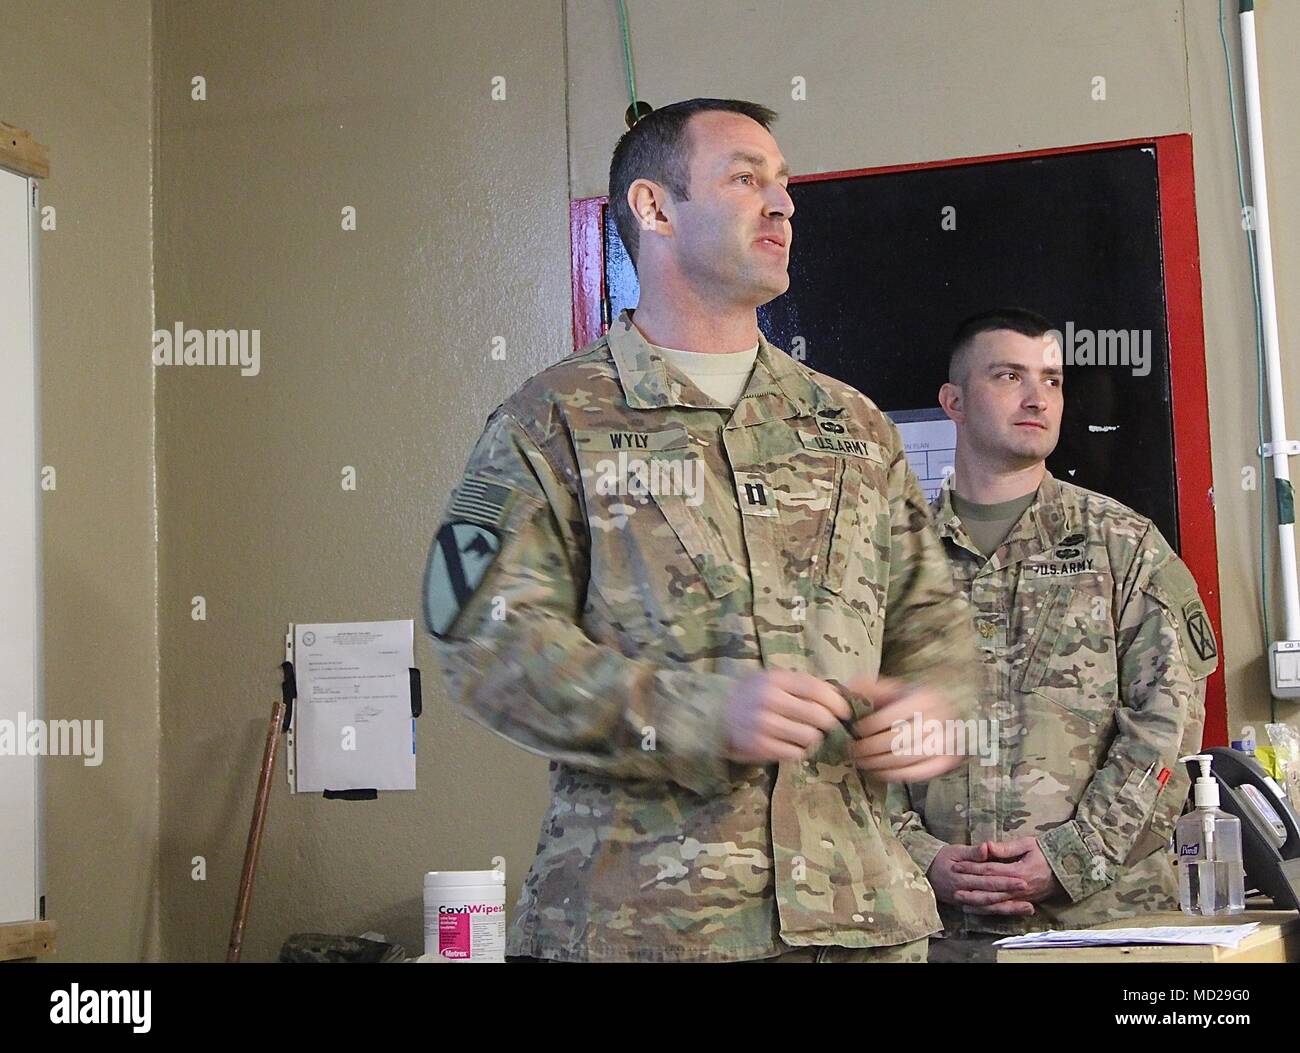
[1189,754,1219,807]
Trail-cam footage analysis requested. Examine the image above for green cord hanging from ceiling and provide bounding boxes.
[618,0,652,127]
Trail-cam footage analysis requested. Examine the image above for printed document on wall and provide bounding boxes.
[292,620,416,792]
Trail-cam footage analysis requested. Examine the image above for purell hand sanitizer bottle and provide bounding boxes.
[1176,754,1246,916]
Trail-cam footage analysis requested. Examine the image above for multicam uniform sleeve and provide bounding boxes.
[423,405,740,797]
[876,422,980,721]
[877,421,980,871]
[887,781,950,874]
[1037,526,1217,901]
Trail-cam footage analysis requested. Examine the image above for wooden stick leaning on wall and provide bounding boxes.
[227,669,292,963]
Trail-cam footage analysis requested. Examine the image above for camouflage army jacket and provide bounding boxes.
[424,309,979,962]
[890,473,1217,936]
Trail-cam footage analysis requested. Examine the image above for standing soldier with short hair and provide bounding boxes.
[890,309,1218,963]
[422,98,979,963]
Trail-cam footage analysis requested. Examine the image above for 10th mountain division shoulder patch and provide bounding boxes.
[1148,556,1218,680]
[1184,599,1217,663]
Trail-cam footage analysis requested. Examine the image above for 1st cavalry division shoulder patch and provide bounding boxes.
[423,475,518,638]
[424,521,501,638]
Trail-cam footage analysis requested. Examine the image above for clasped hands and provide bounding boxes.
[927,838,1065,914]
[722,668,962,783]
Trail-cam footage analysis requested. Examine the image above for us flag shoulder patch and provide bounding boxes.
[449,476,513,529]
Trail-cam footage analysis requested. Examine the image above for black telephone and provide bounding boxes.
[1184,748,1300,910]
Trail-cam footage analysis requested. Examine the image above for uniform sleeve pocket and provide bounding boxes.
[1149,783,1184,841]
[1114,766,1183,865]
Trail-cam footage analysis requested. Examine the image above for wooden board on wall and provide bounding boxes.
[0,920,56,961]
[0,122,49,179]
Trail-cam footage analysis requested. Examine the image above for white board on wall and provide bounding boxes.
[0,164,43,925]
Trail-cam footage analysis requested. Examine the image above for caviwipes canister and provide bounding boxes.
[423,870,506,962]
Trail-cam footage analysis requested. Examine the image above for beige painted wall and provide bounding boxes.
[152,0,571,961]
[5,0,1297,960]
[0,0,159,961]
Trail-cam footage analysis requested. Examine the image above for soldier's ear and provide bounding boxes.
[628,179,671,236]
[938,382,963,423]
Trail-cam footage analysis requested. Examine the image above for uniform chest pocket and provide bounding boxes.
[1018,580,1116,724]
[816,459,864,594]
[572,426,741,603]
[1018,582,1070,687]
[650,482,742,599]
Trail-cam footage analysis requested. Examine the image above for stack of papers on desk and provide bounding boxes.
[994,924,1261,950]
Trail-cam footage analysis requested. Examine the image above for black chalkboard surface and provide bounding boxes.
[604,144,1180,548]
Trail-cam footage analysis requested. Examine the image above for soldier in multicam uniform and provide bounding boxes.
[422,98,981,962]
[889,308,1219,963]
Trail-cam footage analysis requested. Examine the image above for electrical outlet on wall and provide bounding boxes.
[1270,640,1300,699]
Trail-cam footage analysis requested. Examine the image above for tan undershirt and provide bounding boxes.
[952,489,1039,558]
[650,341,759,407]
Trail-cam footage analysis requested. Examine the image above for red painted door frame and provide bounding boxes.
[569,134,1227,744]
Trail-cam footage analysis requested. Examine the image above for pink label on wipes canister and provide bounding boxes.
[438,913,470,959]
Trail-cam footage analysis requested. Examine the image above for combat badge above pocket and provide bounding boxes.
[423,474,542,640]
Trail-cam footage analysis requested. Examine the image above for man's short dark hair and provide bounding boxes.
[947,307,1057,384]
[608,98,778,269]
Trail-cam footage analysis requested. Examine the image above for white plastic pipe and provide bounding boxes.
[1239,2,1300,642]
